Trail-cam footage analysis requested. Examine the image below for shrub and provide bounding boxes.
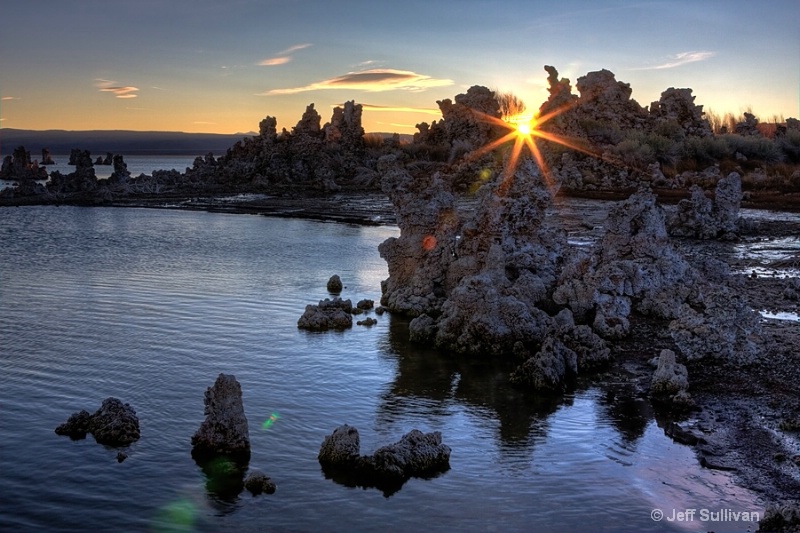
[578,118,624,145]
[613,136,655,168]
[721,134,782,163]
[645,134,683,166]
[653,119,686,142]
[777,129,800,163]
[363,133,385,150]
[683,136,732,167]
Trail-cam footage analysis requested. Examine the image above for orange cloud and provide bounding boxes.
[259,43,312,67]
[262,69,453,95]
[259,57,291,66]
[96,79,139,98]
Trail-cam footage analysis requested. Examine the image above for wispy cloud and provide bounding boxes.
[96,79,139,98]
[262,69,453,95]
[634,51,716,70]
[279,43,312,55]
[360,103,442,116]
[258,43,312,67]
[259,57,291,66]
[2,96,20,101]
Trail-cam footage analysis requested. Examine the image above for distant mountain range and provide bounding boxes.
[0,129,254,157]
[0,129,414,158]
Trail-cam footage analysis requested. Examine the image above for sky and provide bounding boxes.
[1,0,798,135]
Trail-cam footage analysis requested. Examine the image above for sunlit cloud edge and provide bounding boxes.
[359,103,442,116]
[260,69,453,96]
[259,43,312,67]
[632,51,716,70]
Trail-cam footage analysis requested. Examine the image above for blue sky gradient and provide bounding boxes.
[1,0,798,133]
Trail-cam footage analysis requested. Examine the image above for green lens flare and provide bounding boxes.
[261,412,280,429]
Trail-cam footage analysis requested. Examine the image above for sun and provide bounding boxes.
[467,103,595,191]
[516,123,531,135]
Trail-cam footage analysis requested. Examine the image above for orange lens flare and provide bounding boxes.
[422,235,437,251]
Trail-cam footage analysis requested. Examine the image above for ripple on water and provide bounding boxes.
[0,205,766,533]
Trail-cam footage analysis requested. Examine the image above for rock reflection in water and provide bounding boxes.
[379,318,673,453]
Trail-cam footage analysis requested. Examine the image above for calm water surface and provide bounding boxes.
[0,206,763,532]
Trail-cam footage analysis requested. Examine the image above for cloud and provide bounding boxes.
[278,43,312,55]
[259,43,312,67]
[360,103,442,116]
[2,96,20,101]
[262,69,453,95]
[96,79,139,98]
[635,51,716,70]
[259,57,291,66]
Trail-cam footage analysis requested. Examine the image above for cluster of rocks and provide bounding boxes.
[0,147,137,201]
[758,501,800,532]
[0,146,48,197]
[48,149,99,196]
[297,275,380,330]
[183,101,372,193]
[318,424,451,496]
[55,397,141,448]
[667,171,743,239]
[55,373,452,498]
[413,85,501,155]
[377,153,766,392]
[93,152,114,166]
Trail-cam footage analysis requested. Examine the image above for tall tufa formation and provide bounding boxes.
[191,373,251,463]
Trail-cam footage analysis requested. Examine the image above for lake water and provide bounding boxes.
[0,206,765,532]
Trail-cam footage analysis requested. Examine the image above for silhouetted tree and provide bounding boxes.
[494,90,527,120]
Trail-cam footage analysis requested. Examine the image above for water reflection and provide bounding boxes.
[378,316,680,458]
[594,383,655,444]
[380,316,579,450]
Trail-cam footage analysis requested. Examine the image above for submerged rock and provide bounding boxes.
[297,297,353,330]
[368,429,452,483]
[55,397,140,446]
[318,425,451,496]
[55,409,93,440]
[244,470,277,496]
[90,398,142,446]
[327,274,343,293]
[318,424,361,465]
[510,336,577,393]
[191,373,251,463]
[356,298,374,310]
